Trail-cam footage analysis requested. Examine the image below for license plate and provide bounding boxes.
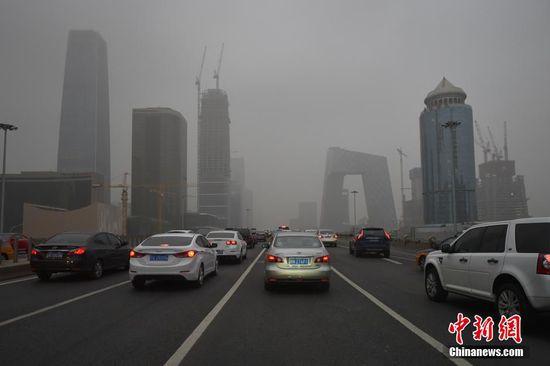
[289,258,309,265]
[216,250,224,255]
[46,252,63,259]
[150,254,168,261]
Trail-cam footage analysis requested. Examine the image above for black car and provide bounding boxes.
[30,232,130,281]
[349,227,391,258]
[226,228,256,248]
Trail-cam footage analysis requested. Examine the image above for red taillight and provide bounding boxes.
[266,254,283,263]
[536,253,550,275]
[384,231,391,241]
[225,240,237,245]
[68,247,86,256]
[357,230,365,240]
[315,255,330,263]
[174,250,196,258]
[31,249,39,256]
[129,250,145,258]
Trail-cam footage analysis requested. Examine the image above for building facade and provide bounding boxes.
[198,89,231,226]
[57,30,110,202]
[131,108,187,234]
[420,78,477,224]
[229,157,245,227]
[402,167,424,229]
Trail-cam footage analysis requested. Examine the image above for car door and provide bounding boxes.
[468,224,508,300]
[108,234,129,268]
[196,236,214,272]
[237,233,246,255]
[94,233,115,269]
[440,227,484,294]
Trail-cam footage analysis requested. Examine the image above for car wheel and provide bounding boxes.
[243,249,247,260]
[1,253,8,261]
[418,256,426,269]
[236,251,243,264]
[132,278,146,290]
[349,246,353,255]
[37,272,52,281]
[354,249,361,257]
[383,250,390,258]
[89,260,104,280]
[425,268,448,302]
[193,265,204,288]
[496,282,532,318]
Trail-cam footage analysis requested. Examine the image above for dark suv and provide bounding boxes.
[349,228,391,258]
[226,228,256,249]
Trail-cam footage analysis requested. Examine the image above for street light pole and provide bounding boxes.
[441,120,461,235]
[351,190,358,234]
[0,123,18,234]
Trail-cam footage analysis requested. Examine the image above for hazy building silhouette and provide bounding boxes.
[299,202,318,230]
[229,157,245,227]
[198,89,231,225]
[131,108,187,234]
[402,167,424,229]
[57,30,110,202]
[420,78,477,224]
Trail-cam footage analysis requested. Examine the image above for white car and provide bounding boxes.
[129,233,217,289]
[206,231,247,263]
[424,217,550,318]
[318,229,338,247]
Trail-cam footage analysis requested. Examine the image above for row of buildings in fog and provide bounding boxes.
[2,30,251,238]
[401,78,529,234]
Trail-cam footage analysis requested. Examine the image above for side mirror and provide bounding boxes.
[210,243,218,248]
[262,242,270,249]
[441,243,452,253]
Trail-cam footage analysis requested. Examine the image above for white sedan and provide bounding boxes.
[206,230,247,263]
[129,233,217,289]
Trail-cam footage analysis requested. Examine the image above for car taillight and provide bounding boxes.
[226,240,237,245]
[536,253,550,275]
[31,249,39,256]
[384,231,391,241]
[129,250,145,258]
[266,254,283,263]
[68,247,86,255]
[174,250,196,258]
[314,255,330,263]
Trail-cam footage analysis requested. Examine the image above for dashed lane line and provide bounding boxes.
[382,258,402,265]
[0,276,36,286]
[164,249,266,366]
[332,267,471,366]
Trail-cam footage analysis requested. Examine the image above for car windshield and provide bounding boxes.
[320,230,333,235]
[45,233,90,244]
[274,236,322,248]
[140,236,193,247]
[207,232,235,239]
[362,229,385,237]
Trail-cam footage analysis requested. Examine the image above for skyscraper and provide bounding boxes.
[420,78,477,224]
[57,30,110,202]
[229,157,245,227]
[198,89,231,225]
[131,108,187,233]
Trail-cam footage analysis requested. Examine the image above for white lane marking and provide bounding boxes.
[332,267,471,366]
[391,256,416,263]
[164,249,265,366]
[382,258,402,265]
[0,276,36,286]
[0,280,129,328]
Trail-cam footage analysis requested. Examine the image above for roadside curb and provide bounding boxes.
[0,263,33,281]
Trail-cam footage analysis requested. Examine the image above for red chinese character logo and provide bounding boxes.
[472,315,494,342]
[498,314,522,344]
[448,312,471,345]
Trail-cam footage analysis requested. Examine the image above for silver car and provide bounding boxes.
[264,232,331,291]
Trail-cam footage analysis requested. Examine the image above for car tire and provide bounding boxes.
[349,246,353,255]
[425,267,448,302]
[243,249,247,260]
[495,282,532,319]
[418,256,426,269]
[1,253,8,261]
[193,265,204,288]
[264,282,274,291]
[88,260,104,280]
[37,272,52,281]
[383,250,390,258]
[236,251,243,264]
[132,278,146,290]
[354,249,361,257]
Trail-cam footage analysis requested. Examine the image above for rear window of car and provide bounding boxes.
[320,230,333,235]
[274,236,322,248]
[46,233,90,244]
[515,223,550,253]
[207,232,235,239]
[140,236,193,247]
[362,229,384,237]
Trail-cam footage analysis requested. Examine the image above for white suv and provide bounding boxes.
[424,217,550,318]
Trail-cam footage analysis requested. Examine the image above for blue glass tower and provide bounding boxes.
[420,78,477,224]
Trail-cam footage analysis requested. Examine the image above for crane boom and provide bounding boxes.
[213,43,224,89]
[487,126,501,160]
[195,46,207,122]
[474,120,491,163]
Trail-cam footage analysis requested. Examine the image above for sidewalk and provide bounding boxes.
[0,257,33,281]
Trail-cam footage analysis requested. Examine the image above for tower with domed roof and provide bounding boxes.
[419,78,477,225]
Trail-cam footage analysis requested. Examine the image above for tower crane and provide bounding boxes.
[474,121,491,163]
[487,126,502,160]
[213,43,224,89]
[503,121,509,161]
[195,46,207,121]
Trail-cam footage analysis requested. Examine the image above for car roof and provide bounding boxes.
[275,231,318,237]
[207,230,238,234]
[319,229,334,231]
[150,233,196,238]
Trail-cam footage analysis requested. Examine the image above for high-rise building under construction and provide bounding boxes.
[197,89,231,225]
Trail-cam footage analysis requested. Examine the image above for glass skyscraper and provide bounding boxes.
[57,30,110,202]
[420,78,477,224]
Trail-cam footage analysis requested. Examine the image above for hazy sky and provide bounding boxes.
[1,0,549,229]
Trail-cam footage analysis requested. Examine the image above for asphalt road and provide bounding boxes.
[0,243,547,365]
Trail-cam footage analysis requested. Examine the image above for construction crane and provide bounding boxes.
[503,121,509,161]
[94,173,129,236]
[487,126,502,160]
[213,43,224,89]
[474,120,491,163]
[195,46,207,122]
